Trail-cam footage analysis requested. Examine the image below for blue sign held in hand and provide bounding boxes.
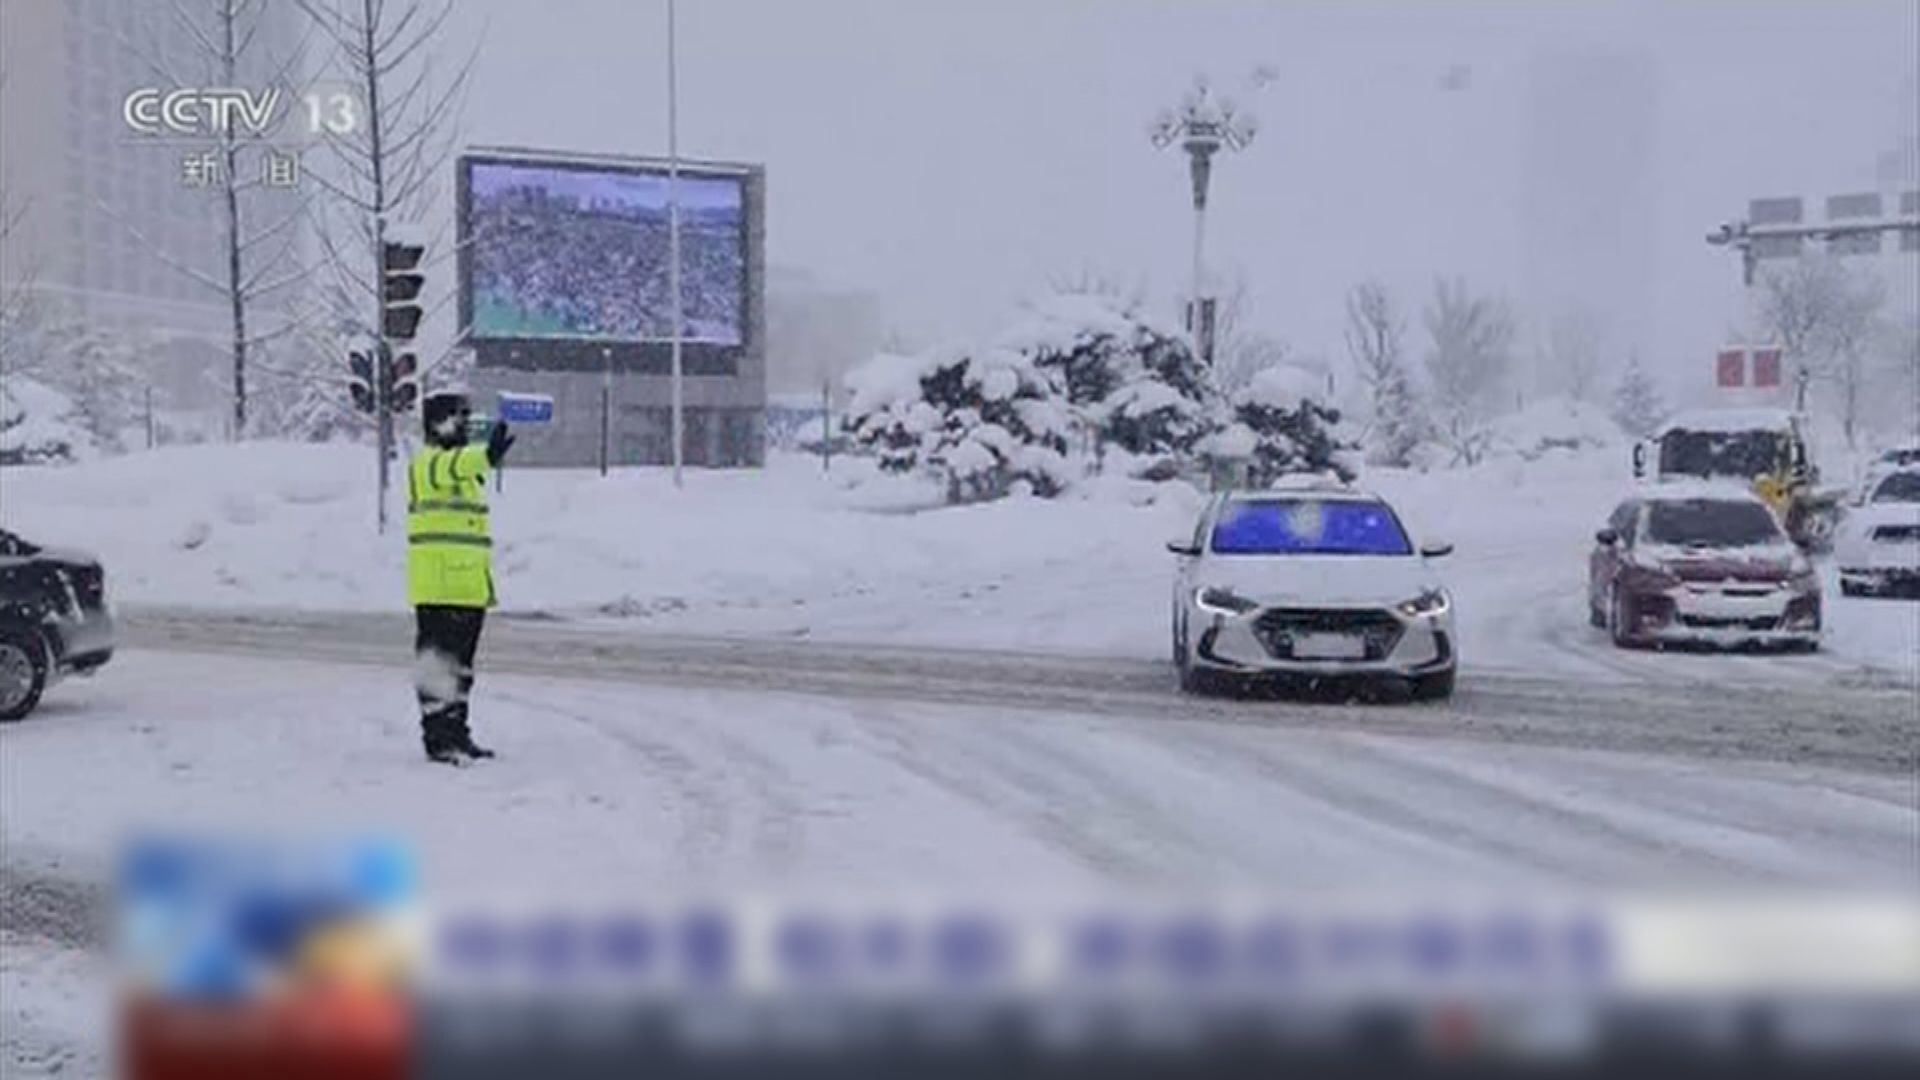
[497,392,554,425]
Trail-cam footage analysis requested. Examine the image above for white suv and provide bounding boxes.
[1168,483,1457,699]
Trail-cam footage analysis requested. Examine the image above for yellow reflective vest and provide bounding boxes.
[407,444,493,608]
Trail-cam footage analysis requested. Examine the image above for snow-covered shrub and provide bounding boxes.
[1000,292,1215,465]
[1218,365,1359,488]
[844,345,1074,504]
[0,375,88,465]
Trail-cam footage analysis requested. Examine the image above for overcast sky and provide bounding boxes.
[453,0,1917,395]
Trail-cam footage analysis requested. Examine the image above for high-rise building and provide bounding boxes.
[1520,47,1661,381]
[0,0,304,415]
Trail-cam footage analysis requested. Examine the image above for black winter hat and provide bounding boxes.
[422,391,472,440]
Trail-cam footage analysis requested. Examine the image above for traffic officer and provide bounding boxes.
[409,391,513,765]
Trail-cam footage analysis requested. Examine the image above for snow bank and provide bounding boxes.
[0,444,1207,653]
[2,441,1909,685]
[1486,396,1625,462]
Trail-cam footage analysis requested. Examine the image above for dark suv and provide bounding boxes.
[0,529,115,720]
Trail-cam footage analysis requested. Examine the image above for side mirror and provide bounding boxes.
[1166,540,1200,557]
[1631,443,1646,479]
[1419,541,1453,558]
[1596,527,1619,546]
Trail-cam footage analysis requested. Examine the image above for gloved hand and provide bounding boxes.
[486,419,516,467]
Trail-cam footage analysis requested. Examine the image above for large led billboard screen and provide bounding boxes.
[462,156,747,346]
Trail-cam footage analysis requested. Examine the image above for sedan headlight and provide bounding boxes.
[1620,560,1680,591]
[1397,589,1450,618]
[1195,586,1259,617]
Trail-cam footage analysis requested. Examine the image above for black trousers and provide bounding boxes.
[415,605,486,751]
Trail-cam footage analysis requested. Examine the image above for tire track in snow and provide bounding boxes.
[486,685,736,872]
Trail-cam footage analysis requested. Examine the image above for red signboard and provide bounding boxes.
[1751,347,1782,388]
[1716,348,1746,388]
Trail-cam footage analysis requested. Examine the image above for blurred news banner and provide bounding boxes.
[117,834,1920,1078]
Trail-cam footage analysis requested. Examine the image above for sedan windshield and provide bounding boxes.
[1870,471,1920,504]
[1644,499,1782,548]
[1210,499,1412,556]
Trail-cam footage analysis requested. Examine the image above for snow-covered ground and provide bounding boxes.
[2,442,1913,685]
[0,933,109,1079]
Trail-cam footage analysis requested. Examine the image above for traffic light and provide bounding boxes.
[348,349,375,413]
[382,239,425,341]
[386,350,418,413]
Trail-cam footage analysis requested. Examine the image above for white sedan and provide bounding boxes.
[1836,468,1920,598]
[1168,482,1457,699]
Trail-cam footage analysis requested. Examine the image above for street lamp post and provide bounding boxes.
[1151,78,1256,366]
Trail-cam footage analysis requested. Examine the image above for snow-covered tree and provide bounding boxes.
[1610,352,1666,439]
[1423,276,1515,466]
[297,0,477,524]
[1343,280,1425,467]
[1807,268,1886,448]
[1754,253,1851,412]
[1541,306,1607,404]
[111,0,314,440]
[1209,276,1292,397]
[1214,365,1357,489]
[844,345,1074,503]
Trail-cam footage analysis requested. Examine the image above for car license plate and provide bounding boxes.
[1292,633,1366,660]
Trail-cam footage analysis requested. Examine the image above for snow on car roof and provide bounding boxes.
[1225,481,1376,502]
[1639,479,1769,504]
[1657,407,1798,435]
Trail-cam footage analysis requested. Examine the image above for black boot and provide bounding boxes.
[423,709,465,766]
[426,744,469,767]
[449,701,493,760]
[454,737,495,760]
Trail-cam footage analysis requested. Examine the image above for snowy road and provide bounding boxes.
[115,606,1918,773]
[3,612,1913,903]
[2,619,1913,1068]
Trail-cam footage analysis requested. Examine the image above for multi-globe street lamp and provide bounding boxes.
[1151,78,1257,365]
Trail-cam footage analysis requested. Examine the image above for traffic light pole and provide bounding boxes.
[1707,214,1920,285]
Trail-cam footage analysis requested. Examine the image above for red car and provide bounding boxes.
[1588,485,1821,650]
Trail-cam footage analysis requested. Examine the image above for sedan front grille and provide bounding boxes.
[1678,614,1781,631]
[1253,607,1403,662]
[1872,524,1920,543]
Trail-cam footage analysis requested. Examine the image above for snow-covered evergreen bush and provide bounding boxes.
[844,345,1074,503]
[0,375,86,464]
[32,322,146,453]
[1001,293,1214,464]
[1217,365,1359,488]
